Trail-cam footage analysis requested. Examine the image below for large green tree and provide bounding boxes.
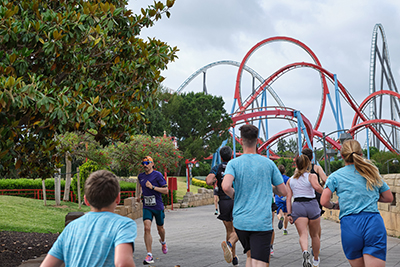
[0,0,177,178]
[162,92,232,162]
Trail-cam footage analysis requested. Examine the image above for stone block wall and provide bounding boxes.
[114,197,143,220]
[322,173,400,237]
[114,188,215,218]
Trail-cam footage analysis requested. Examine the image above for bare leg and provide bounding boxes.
[245,250,252,267]
[348,254,386,267]
[144,220,153,254]
[308,217,320,261]
[283,213,289,229]
[157,224,165,242]
[294,217,309,252]
[223,221,238,257]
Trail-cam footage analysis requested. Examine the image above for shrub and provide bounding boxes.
[192,178,213,189]
[71,160,102,199]
[162,189,177,205]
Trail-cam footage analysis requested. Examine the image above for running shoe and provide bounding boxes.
[221,241,233,263]
[302,251,312,267]
[215,209,219,215]
[143,254,154,265]
[278,217,284,229]
[232,255,239,266]
[159,239,168,254]
[313,257,320,267]
[270,246,274,256]
[283,229,288,235]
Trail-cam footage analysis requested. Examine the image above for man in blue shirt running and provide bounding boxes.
[222,124,287,267]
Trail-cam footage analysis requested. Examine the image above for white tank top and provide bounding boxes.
[289,172,316,199]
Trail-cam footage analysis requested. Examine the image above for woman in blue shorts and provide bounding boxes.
[321,139,393,267]
[286,154,323,267]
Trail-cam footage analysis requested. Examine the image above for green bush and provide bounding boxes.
[162,189,177,205]
[0,178,65,190]
[71,160,101,199]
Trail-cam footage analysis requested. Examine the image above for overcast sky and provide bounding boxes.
[127,0,400,149]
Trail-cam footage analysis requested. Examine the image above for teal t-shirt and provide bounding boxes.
[225,154,284,231]
[325,164,390,220]
[49,211,137,266]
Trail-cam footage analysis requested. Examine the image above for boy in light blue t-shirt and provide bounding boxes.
[41,170,137,267]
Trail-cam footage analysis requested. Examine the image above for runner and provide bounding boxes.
[321,139,393,267]
[286,154,323,267]
[275,165,290,235]
[206,146,239,266]
[136,156,169,265]
[221,124,287,267]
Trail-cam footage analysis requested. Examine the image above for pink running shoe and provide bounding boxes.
[160,239,168,254]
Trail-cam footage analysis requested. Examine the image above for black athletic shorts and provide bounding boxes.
[235,228,273,263]
[217,198,233,221]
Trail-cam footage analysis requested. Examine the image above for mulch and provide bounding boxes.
[0,231,59,267]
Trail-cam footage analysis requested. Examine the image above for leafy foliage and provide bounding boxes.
[0,0,178,179]
[162,92,232,161]
[71,159,101,198]
[109,135,182,175]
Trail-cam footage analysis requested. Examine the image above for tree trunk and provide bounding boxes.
[55,169,61,206]
[63,152,72,201]
[42,179,47,206]
[77,167,81,209]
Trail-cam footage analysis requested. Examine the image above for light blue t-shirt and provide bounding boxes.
[49,211,137,267]
[225,154,284,231]
[325,164,390,220]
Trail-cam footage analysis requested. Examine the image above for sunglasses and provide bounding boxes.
[142,161,152,166]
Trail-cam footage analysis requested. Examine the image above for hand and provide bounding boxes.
[136,197,141,202]
[288,216,294,224]
[146,181,153,189]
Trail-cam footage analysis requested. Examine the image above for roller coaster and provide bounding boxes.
[176,24,400,161]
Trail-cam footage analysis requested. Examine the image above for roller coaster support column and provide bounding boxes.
[258,90,269,157]
[294,110,313,155]
[334,74,346,138]
[231,99,237,158]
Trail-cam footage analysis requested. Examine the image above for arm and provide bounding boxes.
[145,180,168,194]
[115,243,136,267]
[205,173,216,186]
[309,173,323,194]
[221,174,235,199]
[40,254,64,267]
[379,189,393,203]
[316,165,328,184]
[285,179,293,224]
[273,183,287,197]
[320,187,339,209]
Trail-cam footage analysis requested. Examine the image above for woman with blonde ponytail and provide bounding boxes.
[321,139,393,267]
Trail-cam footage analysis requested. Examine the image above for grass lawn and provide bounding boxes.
[175,176,202,200]
[0,195,90,233]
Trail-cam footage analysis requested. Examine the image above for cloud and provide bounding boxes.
[128,0,400,150]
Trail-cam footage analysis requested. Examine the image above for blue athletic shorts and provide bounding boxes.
[340,212,387,261]
[275,198,287,214]
[143,208,165,226]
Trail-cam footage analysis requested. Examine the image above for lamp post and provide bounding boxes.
[385,158,399,174]
[321,130,351,175]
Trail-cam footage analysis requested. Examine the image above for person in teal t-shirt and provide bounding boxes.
[41,170,137,267]
[221,124,287,267]
[321,139,393,267]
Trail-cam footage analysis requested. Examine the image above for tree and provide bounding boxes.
[0,0,178,179]
[162,92,232,162]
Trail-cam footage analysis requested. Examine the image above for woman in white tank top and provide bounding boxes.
[286,155,323,267]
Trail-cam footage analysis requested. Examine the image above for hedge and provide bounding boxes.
[192,178,213,189]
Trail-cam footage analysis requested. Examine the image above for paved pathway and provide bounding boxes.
[20,204,400,266]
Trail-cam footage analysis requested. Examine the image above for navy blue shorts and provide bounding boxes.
[143,208,165,226]
[340,212,387,261]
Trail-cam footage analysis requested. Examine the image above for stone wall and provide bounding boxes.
[322,173,400,237]
[114,188,215,218]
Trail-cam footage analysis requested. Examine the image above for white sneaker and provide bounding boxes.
[302,251,312,267]
[313,257,320,267]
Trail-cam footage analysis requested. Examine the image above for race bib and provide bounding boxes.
[144,195,156,206]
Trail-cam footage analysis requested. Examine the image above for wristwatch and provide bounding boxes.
[152,185,155,190]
